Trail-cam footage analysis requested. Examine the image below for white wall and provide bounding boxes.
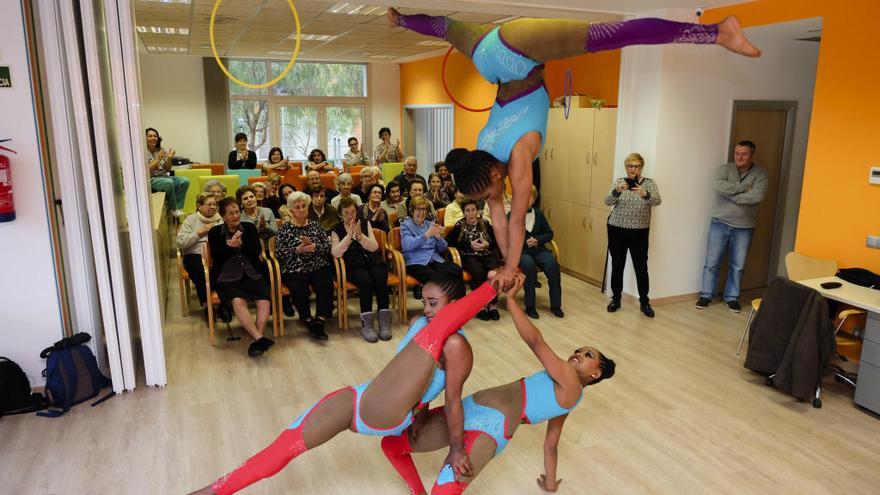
[615,15,820,299]
[0,0,65,384]
[138,53,211,163]
[368,63,402,154]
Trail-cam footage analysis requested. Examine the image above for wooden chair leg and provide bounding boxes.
[208,301,215,346]
[179,277,188,317]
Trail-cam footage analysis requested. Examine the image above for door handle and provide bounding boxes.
[582,217,586,229]
[593,151,598,166]
[551,148,555,161]
[586,152,591,166]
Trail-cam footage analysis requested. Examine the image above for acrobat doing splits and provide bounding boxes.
[189,276,495,495]
[389,8,761,291]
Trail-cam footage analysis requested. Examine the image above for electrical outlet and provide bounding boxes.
[867,235,880,249]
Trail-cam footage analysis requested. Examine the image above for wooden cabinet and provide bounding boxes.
[539,107,617,284]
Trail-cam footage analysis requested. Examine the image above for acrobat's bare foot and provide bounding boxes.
[386,8,401,27]
[717,16,761,57]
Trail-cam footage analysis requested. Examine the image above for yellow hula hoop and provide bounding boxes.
[210,0,301,89]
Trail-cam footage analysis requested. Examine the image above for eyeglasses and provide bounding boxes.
[625,164,643,169]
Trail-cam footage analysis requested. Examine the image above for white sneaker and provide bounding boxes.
[171,209,185,218]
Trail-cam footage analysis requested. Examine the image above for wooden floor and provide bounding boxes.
[2,272,879,495]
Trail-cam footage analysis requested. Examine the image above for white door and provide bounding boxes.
[408,105,454,176]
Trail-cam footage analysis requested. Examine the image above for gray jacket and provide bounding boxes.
[712,163,768,228]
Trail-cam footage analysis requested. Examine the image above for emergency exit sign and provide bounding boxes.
[0,67,10,88]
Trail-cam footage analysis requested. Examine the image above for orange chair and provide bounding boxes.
[388,211,398,228]
[388,227,422,322]
[443,226,472,284]
[351,172,362,187]
[192,163,225,176]
[336,229,405,329]
[175,247,191,316]
[321,173,338,191]
[203,239,278,345]
[350,165,365,175]
[436,207,446,226]
[248,176,268,185]
[289,174,308,192]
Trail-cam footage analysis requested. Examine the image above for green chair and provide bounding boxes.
[199,175,240,200]
[174,168,214,213]
[228,169,262,187]
[382,162,404,184]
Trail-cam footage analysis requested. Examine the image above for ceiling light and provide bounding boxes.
[328,2,350,14]
[164,27,175,34]
[149,26,162,34]
[268,51,294,56]
[289,34,339,42]
[179,28,189,35]
[136,26,147,33]
[417,40,450,47]
[493,16,519,24]
[327,3,385,16]
[370,54,396,59]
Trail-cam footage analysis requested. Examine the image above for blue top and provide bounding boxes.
[521,370,583,424]
[477,85,549,164]
[401,218,448,266]
[397,316,465,406]
[472,27,541,84]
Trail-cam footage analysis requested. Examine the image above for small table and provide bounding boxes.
[798,276,880,414]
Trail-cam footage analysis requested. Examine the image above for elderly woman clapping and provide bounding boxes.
[177,193,223,315]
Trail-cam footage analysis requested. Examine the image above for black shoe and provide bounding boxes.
[308,320,329,340]
[727,300,742,313]
[551,307,564,318]
[217,304,233,322]
[257,336,275,352]
[640,302,655,318]
[525,307,539,319]
[695,297,710,309]
[489,309,501,320]
[248,340,264,357]
[413,286,422,300]
[282,297,295,318]
[202,307,209,321]
[477,310,491,321]
[607,300,621,313]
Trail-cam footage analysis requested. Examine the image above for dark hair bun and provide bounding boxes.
[444,148,471,176]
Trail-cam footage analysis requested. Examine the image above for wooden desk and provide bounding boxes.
[799,276,880,414]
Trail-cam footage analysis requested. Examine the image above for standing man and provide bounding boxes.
[696,140,768,312]
[393,156,426,198]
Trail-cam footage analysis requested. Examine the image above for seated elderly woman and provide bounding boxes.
[275,191,334,340]
[361,183,389,233]
[204,179,228,202]
[447,198,502,320]
[331,197,393,343]
[400,196,462,294]
[252,182,268,207]
[443,190,492,228]
[426,172,452,210]
[307,185,340,233]
[236,185,277,240]
[208,198,275,356]
[262,173,284,218]
[276,183,297,224]
[306,148,336,174]
[177,193,223,316]
[330,172,362,209]
[396,178,436,224]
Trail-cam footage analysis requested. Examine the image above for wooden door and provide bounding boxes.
[563,203,589,276]
[541,109,568,202]
[726,108,787,292]
[541,197,568,268]
[590,108,617,209]
[586,206,611,282]
[566,109,594,207]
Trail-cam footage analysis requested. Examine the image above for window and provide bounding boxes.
[228,61,368,163]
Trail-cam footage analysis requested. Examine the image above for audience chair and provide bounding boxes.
[350,165,364,175]
[388,211,398,228]
[248,176,268,185]
[192,163,225,176]
[228,169,262,187]
[202,240,278,345]
[443,226,472,285]
[436,207,445,226]
[174,168,213,213]
[351,172,362,187]
[382,162,404,184]
[336,229,404,329]
[388,227,421,322]
[320,173,338,191]
[176,247,191,317]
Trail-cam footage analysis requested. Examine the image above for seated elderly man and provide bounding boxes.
[354,165,381,203]
[306,170,338,203]
[393,156,426,198]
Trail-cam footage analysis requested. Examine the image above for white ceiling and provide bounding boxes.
[133,0,737,62]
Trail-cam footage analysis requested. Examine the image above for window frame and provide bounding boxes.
[228,59,370,162]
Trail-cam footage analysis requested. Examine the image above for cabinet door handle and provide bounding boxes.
[551,148,555,161]
[582,217,586,229]
[593,151,599,165]
[590,217,594,230]
[586,152,591,166]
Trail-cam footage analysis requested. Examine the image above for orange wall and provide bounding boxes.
[704,0,880,271]
[400,49,621,150]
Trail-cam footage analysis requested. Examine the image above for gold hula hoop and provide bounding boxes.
[210,0,301,89]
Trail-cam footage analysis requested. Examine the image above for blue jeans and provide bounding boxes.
[699,218,754,302]
[151,176,189,210]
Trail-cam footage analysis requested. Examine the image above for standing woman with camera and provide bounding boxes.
[604,153,661,317]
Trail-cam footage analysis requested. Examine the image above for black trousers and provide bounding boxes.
[607,224,650,303]
[282,264,335,321]
[461,253,501,290]
[347,264,390,313]
[520,249,561,309]
[406,261,462,285]
[183,253,208,305]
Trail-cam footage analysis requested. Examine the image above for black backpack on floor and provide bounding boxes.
[0,357,48,417]
[37,333,113,418]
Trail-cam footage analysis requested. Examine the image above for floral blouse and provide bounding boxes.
[275,220,331,274]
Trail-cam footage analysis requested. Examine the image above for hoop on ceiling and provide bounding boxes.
[441,47,492,113]
[210,0,302,90]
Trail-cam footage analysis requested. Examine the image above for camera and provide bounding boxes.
[694,7,704,18]
[624,178,638,189]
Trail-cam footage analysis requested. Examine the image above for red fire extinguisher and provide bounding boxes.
[0,141,16,223]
